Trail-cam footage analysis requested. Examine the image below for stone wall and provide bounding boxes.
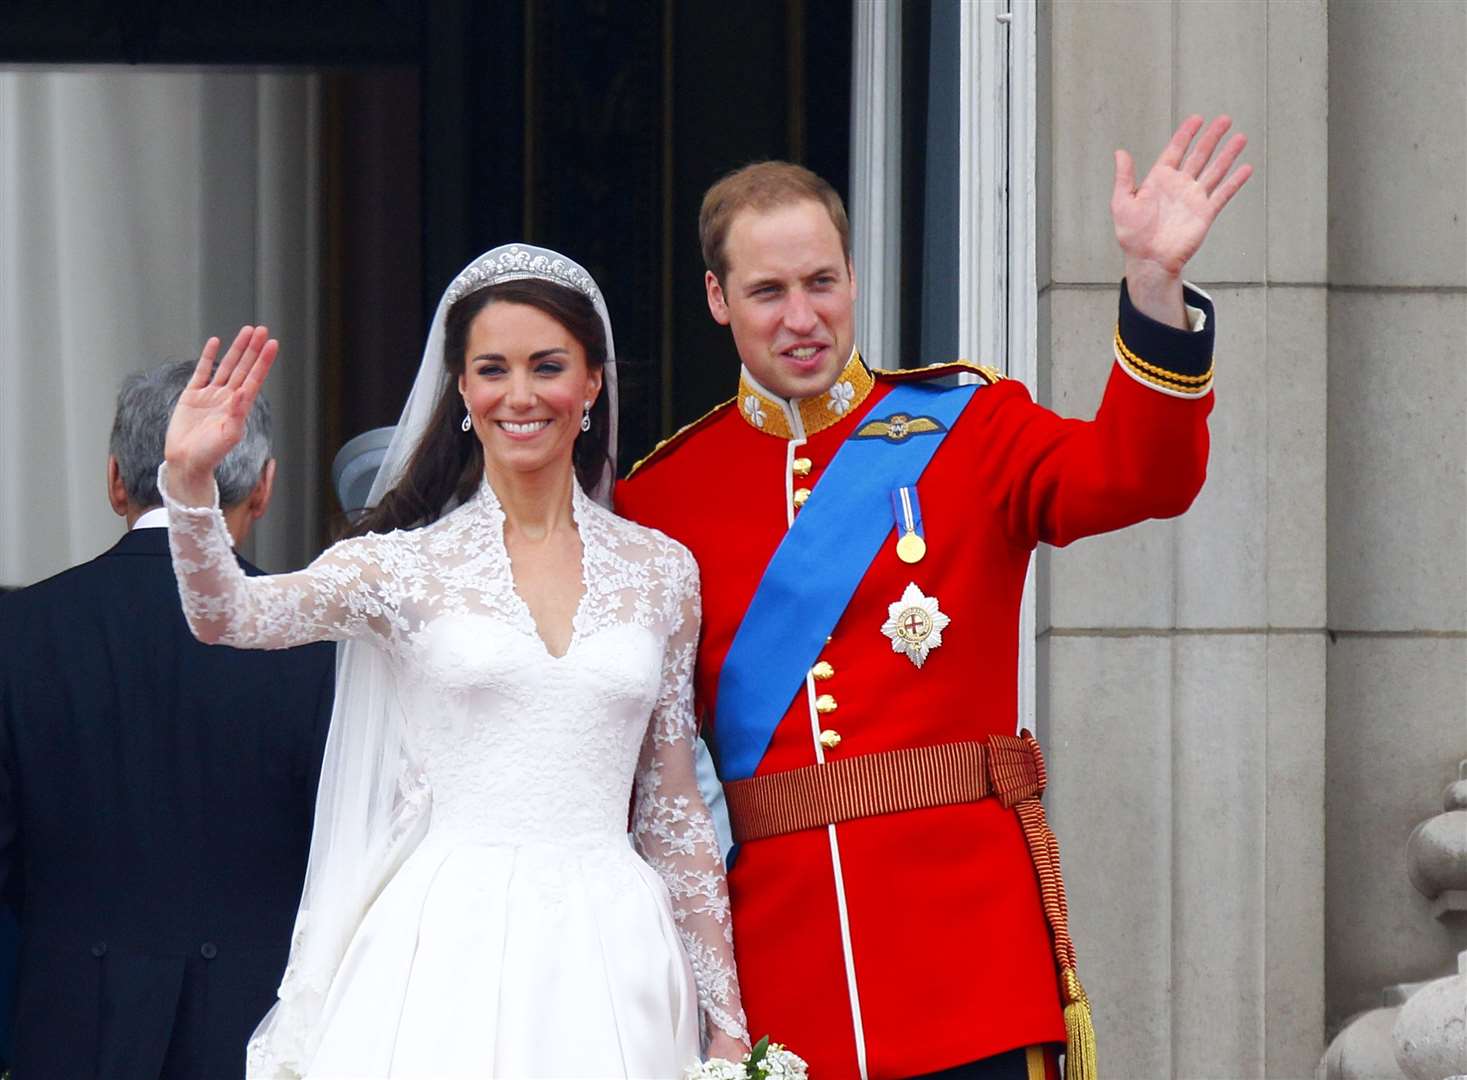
[1031,1,1464,1076]
[1322,0,1467,1035]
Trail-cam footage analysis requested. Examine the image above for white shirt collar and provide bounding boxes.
[131,506,170,530]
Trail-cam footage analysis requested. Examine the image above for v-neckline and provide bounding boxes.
[480,476,590,661]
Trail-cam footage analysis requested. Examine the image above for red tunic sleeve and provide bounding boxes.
[973,280,1217,549]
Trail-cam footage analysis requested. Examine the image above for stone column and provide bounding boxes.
[1037,3,1328,1076]
[1323,0,1467,1036]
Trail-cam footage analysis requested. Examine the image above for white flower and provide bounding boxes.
[743,394,767,428]
[827,379,855,415]
[684,1059,746,1080]
[753,1044,808,1080]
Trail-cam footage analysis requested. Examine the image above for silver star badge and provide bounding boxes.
[881,582,951,668]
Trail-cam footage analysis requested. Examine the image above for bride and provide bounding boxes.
[159,245,749,1077]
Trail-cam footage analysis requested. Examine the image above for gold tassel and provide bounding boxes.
[1061,966,1098,1080]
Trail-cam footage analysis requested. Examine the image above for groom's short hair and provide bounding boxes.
[699,161,851,284]
[109,359,273,510]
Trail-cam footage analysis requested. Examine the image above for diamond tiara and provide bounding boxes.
[444,246,601,307]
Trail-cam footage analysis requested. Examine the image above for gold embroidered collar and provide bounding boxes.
[735,349,874,440]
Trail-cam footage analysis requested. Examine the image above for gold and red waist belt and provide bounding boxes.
[722,733,1046,844]
[722,732,1098,1080]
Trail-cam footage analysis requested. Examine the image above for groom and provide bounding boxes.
[617,116,1250,1079]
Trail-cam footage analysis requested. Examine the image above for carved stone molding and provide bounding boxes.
[1321,759,1467,1080]
[1406,760,1467,922]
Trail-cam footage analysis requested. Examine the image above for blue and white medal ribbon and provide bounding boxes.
[891,485,926,564]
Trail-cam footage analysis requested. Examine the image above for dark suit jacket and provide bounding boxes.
[0,527,335,1079]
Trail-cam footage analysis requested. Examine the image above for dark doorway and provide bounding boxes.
[2,0,853,492]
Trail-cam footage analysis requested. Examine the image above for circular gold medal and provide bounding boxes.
[896,531,927,564]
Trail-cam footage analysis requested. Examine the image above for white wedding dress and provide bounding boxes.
[162,472,746,1079]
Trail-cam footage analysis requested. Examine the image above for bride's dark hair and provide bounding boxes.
[345,278,611,538]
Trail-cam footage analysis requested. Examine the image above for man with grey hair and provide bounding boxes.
[0,359,334,1079]
[106,359,278,543]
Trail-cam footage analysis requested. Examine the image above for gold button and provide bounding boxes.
[819,729,842,750]
[792,457,813,478]
[815,694,837,714]
[811,660,835,680]
[792,487,811,508]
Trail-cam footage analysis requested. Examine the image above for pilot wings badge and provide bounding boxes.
[853,412,947,444]
[881,582,950,668]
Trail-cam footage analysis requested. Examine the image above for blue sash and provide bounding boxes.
[713,381,978,782]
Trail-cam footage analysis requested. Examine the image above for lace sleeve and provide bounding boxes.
[158,463,401,651]
[632,546,748,1046]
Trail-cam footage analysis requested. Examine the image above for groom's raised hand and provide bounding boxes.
[1112,114,1252,328]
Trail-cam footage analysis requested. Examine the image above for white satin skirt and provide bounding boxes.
[303,835,701,1079]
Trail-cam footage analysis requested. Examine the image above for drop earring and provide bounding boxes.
[461,412,473,433]
[580,402,592,433]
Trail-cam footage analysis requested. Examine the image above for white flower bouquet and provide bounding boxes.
[684,1036,808,1080]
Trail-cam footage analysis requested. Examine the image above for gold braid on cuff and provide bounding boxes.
[1113,324,1214,397]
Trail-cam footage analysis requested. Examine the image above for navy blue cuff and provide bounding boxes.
[1115,279,1216,396]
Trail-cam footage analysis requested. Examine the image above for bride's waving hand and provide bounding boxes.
[165,324,277,507]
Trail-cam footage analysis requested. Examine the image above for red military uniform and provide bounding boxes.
[616,283,1216,1079]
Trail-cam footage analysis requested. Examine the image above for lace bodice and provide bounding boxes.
[160,468,747,1044]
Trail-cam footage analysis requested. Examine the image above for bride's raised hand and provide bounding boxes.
[165,325,278,506]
